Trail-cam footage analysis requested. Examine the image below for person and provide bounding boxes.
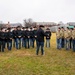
[61,27,65,48]
[12,27,17,48]
[0,28,6,52]
[45,28,51,48]
[69,28,73,49]
[56,27,62,49]
[72,27,75,52]
[24,27,30,48]
[33,26,37,47]
[0,29,2,52]
[4,29,8,49]
[29,27,34,48]
[64,27,70,50]
[22,27,26,48]
[7,28,13,50]
[36,25,46,55]
[16,26,22,49]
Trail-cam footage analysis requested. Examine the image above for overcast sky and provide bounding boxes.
[0,0,75,24]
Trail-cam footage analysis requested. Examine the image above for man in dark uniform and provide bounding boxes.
[61,27,65,48]
[7,28,13,50]
[0,29,2,52]
[69,28,73,49]
[12,27,17,48]
[22,27,26,47]
[4,29,8,49]
[33,26,37,47]
[22,27,26,48]
[45,28,51,48]
[16,26,22,49]
[29,27,34,48]
[25,27,30,48]
[36,25,46,55]
[0,28,6,52]
[72,26,75,52]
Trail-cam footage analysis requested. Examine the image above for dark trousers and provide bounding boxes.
[61,38,64,48]
[0,41,2,52]
[0,40,5,52]
[22,38,24,47]
[16,38,21,49]
[25,38,30,48]
[70,38,72,49]
[13,38,17,47]
[23,38,27,48]
[4,40,7,49]
[72,39,75,52]
[29,38,34,48]
[36,41,44,55]
[7,40,12,50]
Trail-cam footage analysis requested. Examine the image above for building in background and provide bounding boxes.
[67,22,75,26]
[2,22,22,28]
[0,21,75,32]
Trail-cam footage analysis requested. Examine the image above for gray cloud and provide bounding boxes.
[0,0,75,23]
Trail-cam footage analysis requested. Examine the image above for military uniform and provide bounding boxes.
[0,30,2,52]
[56,30,62,49]
[45,29,51,48]
[60,29,64,48]
[7,29,13,50]
[72,29,75,51]
[16,29,22,49]
[24,28,30,48]
[4,30,9,49]
[12,28,17,48]
[29,28,34,48]
[69,29,73,49]
[22,29,29,48]
[33,28,37,47]
[0,30,6,52]
[64,29,70,50]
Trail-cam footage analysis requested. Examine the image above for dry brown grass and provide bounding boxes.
[0,33,75,75]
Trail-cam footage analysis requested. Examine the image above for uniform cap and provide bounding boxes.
[39,25,44,27]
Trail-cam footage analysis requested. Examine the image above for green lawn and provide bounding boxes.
[0,33,75,75]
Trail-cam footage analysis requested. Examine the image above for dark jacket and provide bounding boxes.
[5,32,8,41]
[25,30,30,38]
[29,30,34,38]
[1,32,6,40]
[36,28,45,42]
[45,31,51,39]
[13,30,17,39]
[22,30,27,38]
[16,30,22,38]
[33,30,37,38]
[0,31,1,41]
[7,31,13,40]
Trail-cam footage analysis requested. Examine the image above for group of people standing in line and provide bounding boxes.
[1,25,75,55]
[56,26,75,52]
[0,25,51,55]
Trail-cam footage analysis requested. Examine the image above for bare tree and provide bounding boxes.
[23,18,33,27]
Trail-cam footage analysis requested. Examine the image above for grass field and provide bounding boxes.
[0,33,75,75]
